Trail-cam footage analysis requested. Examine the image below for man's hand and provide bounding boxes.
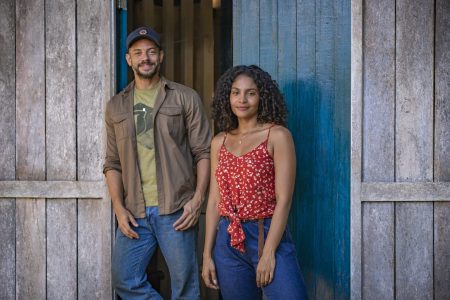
[116,207,140,239]
[173,198,202,231]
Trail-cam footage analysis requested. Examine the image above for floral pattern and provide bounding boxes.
[215,129,276,252]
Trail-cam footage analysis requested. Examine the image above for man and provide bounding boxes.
[103,26,211,299]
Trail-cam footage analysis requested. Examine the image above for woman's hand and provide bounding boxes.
[256,250,276,287]
[202,255,220,290]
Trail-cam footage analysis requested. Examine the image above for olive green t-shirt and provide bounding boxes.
[133,81,161,207]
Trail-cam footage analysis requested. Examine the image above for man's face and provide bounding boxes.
[126,39,164,80]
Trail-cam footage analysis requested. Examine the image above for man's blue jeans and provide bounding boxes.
[112,206,200,300]
[213,217,308,300]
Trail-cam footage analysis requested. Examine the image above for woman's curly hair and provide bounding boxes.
[212,65,287,132]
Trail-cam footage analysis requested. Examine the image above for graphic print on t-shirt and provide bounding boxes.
[133,103,154,150]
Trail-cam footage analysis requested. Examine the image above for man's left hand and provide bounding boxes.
[173,197,202,231]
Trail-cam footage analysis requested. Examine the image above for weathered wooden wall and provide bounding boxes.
[234,1,351,299]
[0,0,113,299]
[352,0,450,298]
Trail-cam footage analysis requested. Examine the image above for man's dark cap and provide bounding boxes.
[126,26,161,49]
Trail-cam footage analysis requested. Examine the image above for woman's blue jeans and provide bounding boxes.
[112,206,200,300]
[213,218,308,300]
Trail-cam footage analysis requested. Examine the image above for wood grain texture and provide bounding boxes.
[395,0,434,182]
[0,0,16,298]
[45,0,77,298]
[232,0,241,64]
[333,0,351,298]
[314,0,337,297]
[434,4,450,297]
[259,0,278,79]
[434,202,450,299]
[294,0,316,297]
[362,182,450,202]
[16,199,46,300]
[181,0,194,88]
[396,202,433,300]
[362,0,395,182]
[435,0,450,181]
[16,0,45,181]
[238,0,260,65]
[0,200,15,300]
[200,0,214,117]
[77,0,112,298]
[350,0,363,297]
[163,0,175,80]
[362,203,394,299]
[0,0,16,181]
[0,181,105,198]
[15,0,46,298]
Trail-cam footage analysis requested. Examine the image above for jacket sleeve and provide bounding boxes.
[103,100,122,174]
[184,91,212,163]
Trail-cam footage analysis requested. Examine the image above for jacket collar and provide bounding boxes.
[120,76,174,122]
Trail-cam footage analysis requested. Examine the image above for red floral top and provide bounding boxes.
[215,127,276,252]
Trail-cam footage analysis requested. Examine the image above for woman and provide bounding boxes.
[202,65,307,299]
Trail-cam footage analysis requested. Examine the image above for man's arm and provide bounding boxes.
[173,158,210,231]
[106,170,140,239]
[103,101,139,239]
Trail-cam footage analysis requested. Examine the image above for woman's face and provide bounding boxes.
[229,74,260,121]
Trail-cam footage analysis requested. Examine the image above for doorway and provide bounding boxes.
[115,1,232,299]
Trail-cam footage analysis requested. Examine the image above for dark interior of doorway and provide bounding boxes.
[116,1,232,299]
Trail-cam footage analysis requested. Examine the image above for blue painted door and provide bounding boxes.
[233,1,351,298]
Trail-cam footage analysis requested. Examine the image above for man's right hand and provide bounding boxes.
[116,207,140,239]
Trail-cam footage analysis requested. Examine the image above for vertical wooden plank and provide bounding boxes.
[361,0,395,299]
[260,0,278,78]
[396,1,434,299]
[200,0,214,116]
[434,3,450,298]
[45,0,77,299]
[396,203,433,300]
[314,0,335,297]
[194,1,204,101]
[434,203,450,299]
[181,0,194,87]
[163,0,175,80]
[363,0,395,182]
[350,0,363,297]
[362,203,394,300]
[77,0,112,298]
[15,0,46,299]
[232,0,242,64]
[134,0,155,27]
[333,1,351,298]
[240,0,259,65]
[435,0,450,181]
[294,0,315,298]
[0,0,15,298]
[396,0,434,182]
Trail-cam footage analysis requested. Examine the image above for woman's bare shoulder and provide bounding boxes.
[270,125,293,142]
[211,131,227,149]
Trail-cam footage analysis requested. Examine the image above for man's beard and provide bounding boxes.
[135,61,159,79]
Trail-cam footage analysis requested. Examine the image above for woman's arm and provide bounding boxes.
[201,134,224,290]
[256,126,296,287]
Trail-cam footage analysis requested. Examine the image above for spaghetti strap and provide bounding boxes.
[266,124,276,140]
[222,132,228,146]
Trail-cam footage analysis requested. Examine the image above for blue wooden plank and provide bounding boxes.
[314,0,337,298]
[294,0,317,298]
[259,0,278,79]
[240,0,260,65]
[232,0,242,64]
[333,0,351,298]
